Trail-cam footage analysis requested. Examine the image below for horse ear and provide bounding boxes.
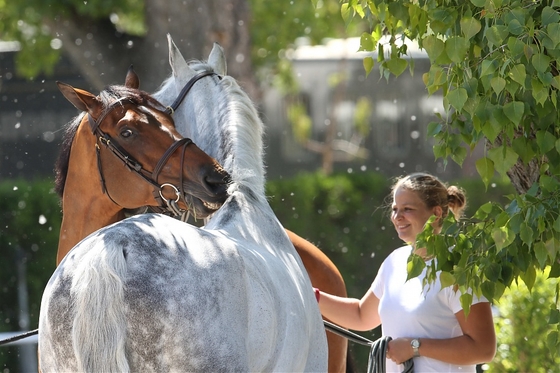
[167,34,195,78]
[125,65,140,89]
[57,81,101,114]
[208,43,227,75]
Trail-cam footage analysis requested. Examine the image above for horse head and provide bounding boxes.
[55,80,230,264]
[154,35,265,199]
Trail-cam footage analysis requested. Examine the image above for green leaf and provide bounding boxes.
[542,6,560,26]
[427,122,442,136]
[460,293,473,315]
[492,226,515,252]
[476,157,494,187]
[546,331,559,355]
[554,214,560,233]
[537,130,556,153]
[484,262,502,282]
[490,76,506,95]
[439,271,455,289]
[481,119,501,143]
[445,36,470,63]
[507,19,524,35]
[520,265,536,292]
[520,222,534,246]
[451,146,467,165]
[386,58,408,77]
[359,32,374,52]
[487,146,519,175]
[481,281,495,301]
[460,17,481,40]
[512,136,536,163]
[503,101,524,124]
[480,59,497,76]
[547,23,560,48]
[422,35,445,63]
[508,64,527,86]
[540,175,560,193]
[549,307,560,324]
[544,237,559,262]
[531,78,548,106]
[363,56,374,76]
[534,241,548,268]
[447,88,468,111]
[341,3,351,23]
[407,254,426,280]
[532,53,552,74]
[486,25,509,47]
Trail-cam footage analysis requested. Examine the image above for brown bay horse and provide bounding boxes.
[53,77,230,265]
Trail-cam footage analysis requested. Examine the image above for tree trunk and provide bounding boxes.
[490,133,541,194]
[47,0,258,98]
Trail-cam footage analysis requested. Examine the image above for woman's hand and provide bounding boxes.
[386,338,414,365]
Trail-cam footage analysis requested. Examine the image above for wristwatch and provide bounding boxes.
[411,338,421,357]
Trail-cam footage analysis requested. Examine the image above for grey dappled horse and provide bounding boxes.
[38,38,328,372]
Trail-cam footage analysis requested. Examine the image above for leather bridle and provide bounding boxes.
[164,70,219,115]
[88,97,192,213]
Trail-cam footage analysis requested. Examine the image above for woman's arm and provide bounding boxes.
[386,302,496,365]
[317,289,381,331]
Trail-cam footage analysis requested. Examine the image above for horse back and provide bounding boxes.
[39,213,250,372]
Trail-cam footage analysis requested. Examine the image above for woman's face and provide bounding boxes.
[390,186,439,244]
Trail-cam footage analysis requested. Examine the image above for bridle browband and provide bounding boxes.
[87,97,192,213]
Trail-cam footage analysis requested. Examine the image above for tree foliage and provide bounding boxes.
[340,0,560,354]
[489,269,560,372]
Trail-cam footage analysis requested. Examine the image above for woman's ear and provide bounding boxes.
[433,206,443,221]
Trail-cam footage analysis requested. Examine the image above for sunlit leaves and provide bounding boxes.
[446,88,468,111]
[407,254,426,281]
[422,35,445,63]
[340,2,560,349]
[460,17,481,40]
[385,57,408,77]
[475,157,494,188]
[363,57,374,76]
[445,36,469,63]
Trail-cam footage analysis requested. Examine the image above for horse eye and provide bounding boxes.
[120,129,134,138]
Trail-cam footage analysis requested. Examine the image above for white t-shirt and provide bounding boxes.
[371,245,487,373]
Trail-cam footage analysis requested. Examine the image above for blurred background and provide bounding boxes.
[1,0,556,372]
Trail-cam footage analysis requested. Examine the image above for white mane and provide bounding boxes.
[154,59,267,203]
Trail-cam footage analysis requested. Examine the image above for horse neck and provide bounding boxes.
[56,124,124,265]
[156,73,267,202]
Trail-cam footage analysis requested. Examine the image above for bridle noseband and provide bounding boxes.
[88,97,193,213]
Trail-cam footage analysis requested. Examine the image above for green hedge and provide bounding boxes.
[0,178,60,370]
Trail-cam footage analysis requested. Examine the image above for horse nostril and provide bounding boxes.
[203,166,231,193]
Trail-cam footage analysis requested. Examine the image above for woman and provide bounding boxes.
[317,173,496,372]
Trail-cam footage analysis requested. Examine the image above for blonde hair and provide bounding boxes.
[392,172,466,225]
